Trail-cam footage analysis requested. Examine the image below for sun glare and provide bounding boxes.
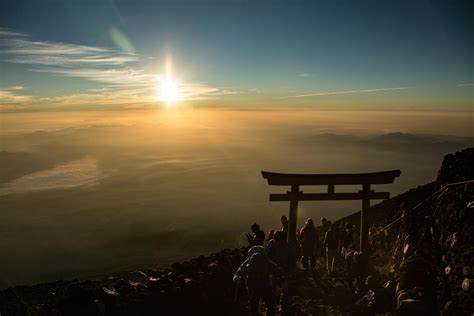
[156,73,181,104]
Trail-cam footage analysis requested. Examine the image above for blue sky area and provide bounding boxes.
[0,0,472,111]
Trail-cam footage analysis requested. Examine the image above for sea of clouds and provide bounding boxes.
[0,109,472,287]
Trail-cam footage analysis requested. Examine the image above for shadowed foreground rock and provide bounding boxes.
[0,248,247,316]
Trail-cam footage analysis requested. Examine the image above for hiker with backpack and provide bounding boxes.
[298,218,318,271]
[233,246,283,316]
[324,221,339,276]
[266,230,290,309]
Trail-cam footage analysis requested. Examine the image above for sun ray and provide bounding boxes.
[156,72,181,104]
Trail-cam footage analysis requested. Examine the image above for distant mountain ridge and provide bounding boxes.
[309,132,474,150]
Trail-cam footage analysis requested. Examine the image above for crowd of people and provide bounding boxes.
[234,216,373,315]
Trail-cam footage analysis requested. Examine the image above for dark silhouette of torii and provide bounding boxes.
[261,169,401,267]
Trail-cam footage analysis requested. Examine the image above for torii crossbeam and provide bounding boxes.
[261,169,401,263]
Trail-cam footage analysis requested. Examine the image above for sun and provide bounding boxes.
[156,73,181,104]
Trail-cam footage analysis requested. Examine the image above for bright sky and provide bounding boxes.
[0,0,472,112]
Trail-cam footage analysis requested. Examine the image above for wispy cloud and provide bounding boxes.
[30,67,153,87]
[0,89,31,103]
[175,84,242,100]
[280,87,410,99]
[456,83,474,87]
[0,28,27,38]
[0,28,138,67]
[0,27,240,111]
[2,86,24,90]
[0,88,32,111]
[298,73,312,78]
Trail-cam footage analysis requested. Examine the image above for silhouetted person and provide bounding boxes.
[266,230,290,308]
[349,225,360,250]
[320,217,330,256]
[336,223,345,255]
[267,231,290,271]
[246,223,265,246]
[234,246,282,316]
[341,222,354,257]
[298,218,318,271]
[280,215,289,240]
[324,221,338,275]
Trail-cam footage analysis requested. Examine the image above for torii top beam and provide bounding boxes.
[261,170,401,186]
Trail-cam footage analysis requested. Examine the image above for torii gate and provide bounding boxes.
[261,170,401,263]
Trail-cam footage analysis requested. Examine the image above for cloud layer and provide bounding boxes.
[281,87,410,99]
[0,109,472,287]
[0,157,98,195]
